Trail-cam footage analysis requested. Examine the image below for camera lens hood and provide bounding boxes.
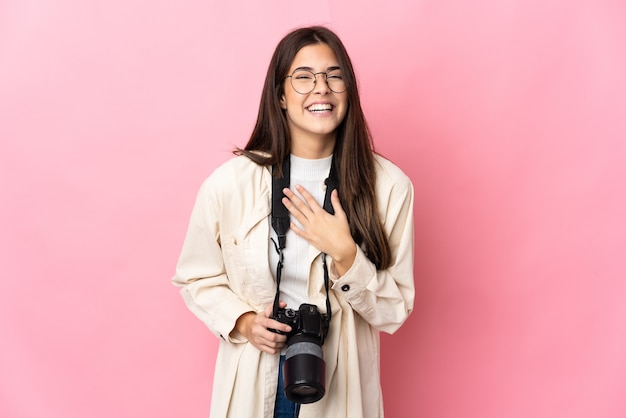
[283,350,326,404]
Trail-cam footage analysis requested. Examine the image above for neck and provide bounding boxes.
[290,134,336,159]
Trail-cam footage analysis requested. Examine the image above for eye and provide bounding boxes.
[293,71,314,80]
[327,72,343,80]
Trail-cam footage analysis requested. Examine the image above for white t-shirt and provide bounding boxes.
[268,154,332,310]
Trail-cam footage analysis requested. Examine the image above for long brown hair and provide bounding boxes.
[235,26,391,270]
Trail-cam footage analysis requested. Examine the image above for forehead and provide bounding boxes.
[288,43,340,71]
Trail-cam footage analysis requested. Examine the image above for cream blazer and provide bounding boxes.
[172,154,415,418]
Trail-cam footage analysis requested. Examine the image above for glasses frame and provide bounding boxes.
[285,69,347,95]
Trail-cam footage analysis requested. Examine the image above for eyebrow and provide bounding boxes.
[293,65,342,72]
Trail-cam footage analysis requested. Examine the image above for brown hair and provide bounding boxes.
[235,26,391,269]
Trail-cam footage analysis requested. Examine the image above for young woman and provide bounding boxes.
[172,26,415,418]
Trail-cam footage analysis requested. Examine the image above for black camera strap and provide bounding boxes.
[271,154,337,333]
[271,155,291,251]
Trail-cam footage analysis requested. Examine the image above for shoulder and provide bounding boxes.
[372,154,414,222]
[213,154,266,176]
[373,154,413,192]
[206,154,268,183]
[198,154,270,197]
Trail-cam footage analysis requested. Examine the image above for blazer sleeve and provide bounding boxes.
[171,172,255,343]
[330,161,415,334]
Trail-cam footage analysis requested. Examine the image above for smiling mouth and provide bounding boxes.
[306,103,333,113]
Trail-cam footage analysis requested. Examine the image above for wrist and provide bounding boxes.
[332,243,357,276]
[233,311,255,339]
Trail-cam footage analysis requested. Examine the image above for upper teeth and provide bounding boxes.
[308,104,332,112]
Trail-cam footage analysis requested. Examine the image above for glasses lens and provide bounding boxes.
[291,70,315,94]
[325,70,346,93]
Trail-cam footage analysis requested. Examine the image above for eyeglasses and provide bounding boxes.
[286,69,347,94]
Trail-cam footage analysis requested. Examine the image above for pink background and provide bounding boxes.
[1,1,625,417]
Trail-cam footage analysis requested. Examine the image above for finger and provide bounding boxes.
[261,337,287,354]
[282,196,310,227]
[262,303,292,334]
[257,323,288,341]
[267,318,292,335]
[282,187,316,216]
[266,311,293,333]
[282,187,305,208]
[251,321,288,346]
[254,332,286,354]
[253,331,287,356]
[330,189,347,218]
[294,185,324,212]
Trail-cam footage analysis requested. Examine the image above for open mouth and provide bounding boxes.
[306,103,334,113]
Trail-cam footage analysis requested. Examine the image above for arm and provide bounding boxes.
[281,163,415,334]
[331,173,414,334]
[171,173,291,350]
[172,176,255,342]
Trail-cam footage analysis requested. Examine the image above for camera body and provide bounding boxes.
[272,303,329,404]
[273,303,328,343]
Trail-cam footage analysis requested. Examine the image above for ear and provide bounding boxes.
[280,93,287,110]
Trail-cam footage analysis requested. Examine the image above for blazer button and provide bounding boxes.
[341,284,350,292]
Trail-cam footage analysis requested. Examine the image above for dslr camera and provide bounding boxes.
[272,303,329,404]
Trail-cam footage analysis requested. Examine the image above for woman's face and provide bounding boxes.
[280,43,348,158]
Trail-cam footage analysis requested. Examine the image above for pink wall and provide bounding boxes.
[1,1,625,417]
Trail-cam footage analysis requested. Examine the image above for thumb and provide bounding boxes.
[264,301,287,317]
[331,189,346,216]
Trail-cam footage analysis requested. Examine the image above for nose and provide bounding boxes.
[312,72,331,94]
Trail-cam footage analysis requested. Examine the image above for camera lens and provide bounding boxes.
[291,384,319,397]
[282,335,325,404]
